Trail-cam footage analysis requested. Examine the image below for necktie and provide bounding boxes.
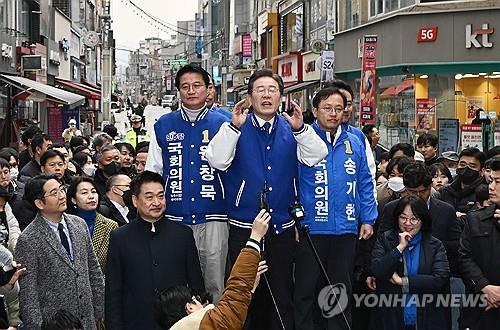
[263,122,271,135]
[58,223,71,258]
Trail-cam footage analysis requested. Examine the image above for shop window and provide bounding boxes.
[281,5,304,53]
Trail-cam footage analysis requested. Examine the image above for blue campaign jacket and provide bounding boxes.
[222,114,298,234]
[298,122,378,235]
[153,108,229,225]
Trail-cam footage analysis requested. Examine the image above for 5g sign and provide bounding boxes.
[417,27,438,42]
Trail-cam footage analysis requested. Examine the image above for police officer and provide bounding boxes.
[125,114,150,148]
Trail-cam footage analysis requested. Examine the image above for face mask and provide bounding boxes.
[388,176,405,193]
[448,168,456,178]
[456,167,480,185]
[121,189,133,206]
[9,167,18,179]
[103,161,121,176]
[83,166,96,177]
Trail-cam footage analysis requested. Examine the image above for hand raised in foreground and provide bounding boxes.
[250,209,270,242]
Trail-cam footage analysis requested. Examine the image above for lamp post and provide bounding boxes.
[101,0,112,125]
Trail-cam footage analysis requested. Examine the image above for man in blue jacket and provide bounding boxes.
[294,87,378,330]
[206,69,328,329]
[145,65,229,302]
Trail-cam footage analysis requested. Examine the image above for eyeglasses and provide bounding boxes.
[319,106,345,114]
[43,185,67,199]
[398,215,421,225]
[252,86,279,95]
[46,162,65,168]
[180,83,205,92]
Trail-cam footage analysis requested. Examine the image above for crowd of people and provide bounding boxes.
[0,64,498,330]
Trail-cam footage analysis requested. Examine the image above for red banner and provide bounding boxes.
[241,34,252,58]
[360,35,377,124]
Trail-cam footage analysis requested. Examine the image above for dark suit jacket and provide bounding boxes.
[379,197,462,275]
[18,159,41,183]
[105,216,204,330]
[99,195,130,226]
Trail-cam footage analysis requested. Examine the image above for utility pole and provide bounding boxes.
[101,0,112,124]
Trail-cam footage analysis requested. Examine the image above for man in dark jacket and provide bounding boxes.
[93,145,121,196]
[440,147,486,218]
[105,171,204,330]
[98,174,134,226]
[19,133,52,183]
[416,133,439,166]
[458,158,500,329]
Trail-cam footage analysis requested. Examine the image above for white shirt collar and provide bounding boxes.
[253,114,275,133]
[110,200,129,223]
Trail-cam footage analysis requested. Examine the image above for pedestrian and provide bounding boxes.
[93,145,122,196]
[19,133,52,183]
[98,174,134,226]
[61,119,82,144]
[66,177,118,272]
[124,114,149,148]
[416,133,439,166]
[294,87,377,330]
[18,125,42,171]
[362,124,385,163]
[458,158,500,329]
[370,195,450,330]
[15,174,105,329]
[0,157,24,205]
[105,171,204,330]
[206,69,328,329]
[429,163,453,191]
[134,145,148,174]
[146,64,229,302]
[40,150,73,186]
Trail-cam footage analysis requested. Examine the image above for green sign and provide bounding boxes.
[169,59,188,66]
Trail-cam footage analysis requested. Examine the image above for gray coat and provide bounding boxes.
[15,213,104,329]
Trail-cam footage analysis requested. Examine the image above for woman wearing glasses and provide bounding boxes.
[370,195,451,330]
[66,177,118,273]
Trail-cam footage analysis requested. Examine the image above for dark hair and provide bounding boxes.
[311,87,347,109]
[73,145,91,155]
[322,79,354,99]
[154,286,192,328]
[428,163,453,183]
[416,133,438,148]
[392,195,432,233]
[31,133,52,155]
[362,124,376,136]
[21,125,42,146]
[0,147,19,163]
[66,177,99,214]
[105,174,129,192]
[486,146,500,160]
[389,143,415,159]
[380,152,390,163]
[93,133,113,150]
[403,163,432,188]
[103,124,118,139]
[115,142,136,157]
[365,134,372,146]
[386,156,414,177]
[247,69,284,95]
[174,64,210,90]
[489,158,500,172]
[41,309,83,330]
[0,158,10,169]
[475,184,490,206]
[459,147,486,169]
[136,146,149,154]
[136,141,150,153]
[72,152,91,169]
[24,174,58,209]
[40,149,65,167]
[130,171,164,196]
[69,136,87,152]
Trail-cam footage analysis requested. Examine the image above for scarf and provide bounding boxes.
[403,231,422,326]
[77,209,97,237]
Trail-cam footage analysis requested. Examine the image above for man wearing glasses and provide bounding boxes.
[14,174,105,329]
[294,87,377,330]
[146,65,230,303]
[206,69,328,329]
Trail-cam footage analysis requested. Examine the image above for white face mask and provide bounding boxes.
[83,166,96,177]
[388,176,405,193]
[9,167,18,179]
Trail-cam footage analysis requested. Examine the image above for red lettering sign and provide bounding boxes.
[417,27,438,42]
[281,62,292,77]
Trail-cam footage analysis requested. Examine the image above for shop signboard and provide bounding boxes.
[47,107,64,144]
[320,50,334,83]
[241,34,252,58]
[278,53,301,84]
[360,35,377,124]
[466,96,484,121]
[495,123,500,147]
[461,124,483,151]
[438,119,459,154]
[416,98,436,132]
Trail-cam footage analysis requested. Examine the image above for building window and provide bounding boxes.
[281,5,304,53]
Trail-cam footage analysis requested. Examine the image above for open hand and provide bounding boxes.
[251,260,268,293]
[231,98,251,128]
[282,100,304,131]
[250,209,270,242]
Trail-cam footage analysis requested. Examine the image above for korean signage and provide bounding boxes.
[461,124,483,151]
[277,53,301,83]
[438,119,459,155]
[359,35,378,124]
[320,50,334,83]
[417,27,438,42]
[416,98,436,132]
[241,34,252,57]
[302,52,321,81]
[466,96,484,122]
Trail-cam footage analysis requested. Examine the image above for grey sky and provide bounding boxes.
[112,0,198,66]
